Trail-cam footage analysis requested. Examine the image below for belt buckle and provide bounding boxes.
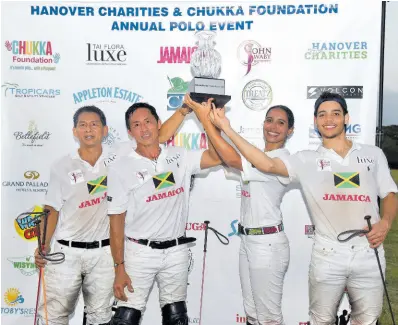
[247,227,263,235]
[86,241,99,249]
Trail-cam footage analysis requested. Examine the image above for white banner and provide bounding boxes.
[1,1,382,324]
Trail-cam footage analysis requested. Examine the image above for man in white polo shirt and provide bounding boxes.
[34,104,194,325]
[107,101,223,325]
[208,91,398,325]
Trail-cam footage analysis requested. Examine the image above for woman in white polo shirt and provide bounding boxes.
[184,95,295,325]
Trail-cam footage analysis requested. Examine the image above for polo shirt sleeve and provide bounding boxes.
[241,151,291,185]
[186,149,206,176]
[278,151,307,184]
[44,163,64,211]
[375,148,398,199]
[107,160,129,214]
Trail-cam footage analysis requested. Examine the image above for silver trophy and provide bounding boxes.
[188,31,231,107]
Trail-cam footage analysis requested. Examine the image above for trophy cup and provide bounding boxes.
[188,30,231,108]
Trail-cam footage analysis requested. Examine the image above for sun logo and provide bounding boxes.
[4,288,24,306]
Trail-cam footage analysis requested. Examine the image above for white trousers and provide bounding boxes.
[309,235,386,325]
[38,241,114,325]
[239,232,290,325]
[118,240,189,312]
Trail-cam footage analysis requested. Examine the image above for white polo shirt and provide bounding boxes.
[225,149,290,227]
[279,143,398,243]
[45,149,117,242]
[107,145,204,241]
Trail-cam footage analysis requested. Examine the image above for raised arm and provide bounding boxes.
[184,94,242,170]
[209,107,288,177]
[158,107,191,143]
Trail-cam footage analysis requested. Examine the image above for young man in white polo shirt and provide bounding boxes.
[209,91,398,325]
[107,102,223,325]
[34,105,194,325]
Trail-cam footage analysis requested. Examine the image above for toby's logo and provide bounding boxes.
[4,288,24,306]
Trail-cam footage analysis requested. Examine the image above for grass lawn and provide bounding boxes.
[379,169,398,324]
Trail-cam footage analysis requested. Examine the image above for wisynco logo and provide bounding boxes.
[307,86,363,99]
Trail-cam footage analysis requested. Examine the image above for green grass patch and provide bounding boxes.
[379,169,398,324]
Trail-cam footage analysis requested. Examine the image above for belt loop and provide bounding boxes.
[147,240,151,247]
[176,237,179,246]
[69,241,72,247]
[99,240,102,248]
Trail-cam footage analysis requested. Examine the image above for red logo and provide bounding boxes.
[241,190,250,197]
[78,192,107,208]
[157,46,197,64]
[236,314,247,323]
[305,225,315,236]
[186,222,206,231]
[146,186,184,202]
[322,193,370,202]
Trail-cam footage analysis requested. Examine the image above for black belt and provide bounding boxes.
[57,239,110,249]
[238,223,284,236]
[127,236,196,249]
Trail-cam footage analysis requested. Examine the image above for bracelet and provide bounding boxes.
[114,261,125,268]
[178,108,188,117]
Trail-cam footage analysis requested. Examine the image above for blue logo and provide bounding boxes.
[167,76,189,111]
[2,82,60,98]
[228,219,239,237]
[73,87,143,105]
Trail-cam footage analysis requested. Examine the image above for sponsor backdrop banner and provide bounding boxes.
[1,1,381,324]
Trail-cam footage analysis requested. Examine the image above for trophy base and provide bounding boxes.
[190,92,231,108]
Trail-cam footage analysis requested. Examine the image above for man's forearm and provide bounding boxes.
[202,118,241,169]
[109,213,126,266]
[382,192,398,228]
[159,109,186,143]
[40,205,59,249]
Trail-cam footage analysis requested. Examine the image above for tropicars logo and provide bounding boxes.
[2,82,60,98]
[2,82,18,96]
